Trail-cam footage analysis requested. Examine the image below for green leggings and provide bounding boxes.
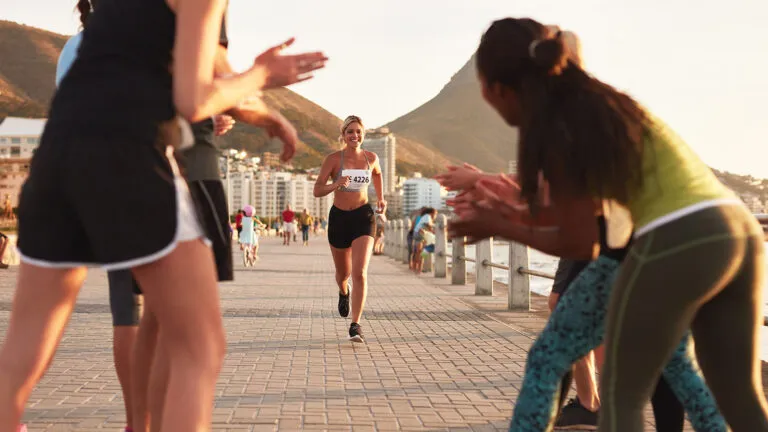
[600,204,768,431]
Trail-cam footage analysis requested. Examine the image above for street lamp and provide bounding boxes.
[275,192,283,229]
[225,149,247,216]
[225,151,234,216]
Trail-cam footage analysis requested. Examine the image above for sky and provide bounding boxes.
[3,0,767,177]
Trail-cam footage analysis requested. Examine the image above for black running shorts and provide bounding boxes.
[551,258,590,297]
[328,204,376,249]
[187,179,233,281]
[16,125,201,269]
[108,269,142,326]
[106,180,232,328]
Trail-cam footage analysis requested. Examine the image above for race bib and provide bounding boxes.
[341,169,372,191]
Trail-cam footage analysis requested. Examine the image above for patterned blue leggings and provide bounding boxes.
[509,256,727,432]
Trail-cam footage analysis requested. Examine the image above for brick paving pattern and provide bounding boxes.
[0,236,758,430]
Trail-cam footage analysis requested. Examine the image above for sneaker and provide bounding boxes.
[338,289,350,318]
[554,398,598,430]
[348,322,364,343]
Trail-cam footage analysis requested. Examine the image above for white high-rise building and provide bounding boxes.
[384,190,404,219]
[0,117,45,207]
[508,160,518,175]
[363,128,396,202]
[226,170,256,214]
[403,177,442,215]
[226,170,333,220]
[250,171,292,218]
[441,189,458,212]
[0,117,44,159]
[315,194,333,221]
[285,174,315,214]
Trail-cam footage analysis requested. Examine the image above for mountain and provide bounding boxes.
[385,55,518,172]
[0,21,64,118]
[0,20,450,174]
[714,169,768,203]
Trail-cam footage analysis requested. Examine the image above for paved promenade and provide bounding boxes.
[0,235,740,430]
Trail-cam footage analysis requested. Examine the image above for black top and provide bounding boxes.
[49,0,177,145]
[552,258,589,294]
[597,215,631,261]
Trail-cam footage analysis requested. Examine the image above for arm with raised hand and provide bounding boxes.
[211,45,300,162]
[172,0,327,123]
[434,163,505,192]
[448,174,599,260]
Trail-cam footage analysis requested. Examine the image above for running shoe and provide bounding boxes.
[338,288,350,318]
[349,322,364,343]
[554,398,598,430]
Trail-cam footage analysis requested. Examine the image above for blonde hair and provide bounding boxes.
[339,115,364,144]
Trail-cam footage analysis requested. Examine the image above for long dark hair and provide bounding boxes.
[420,207,436,217]
[77,0,97,28]
[476,18,647,208]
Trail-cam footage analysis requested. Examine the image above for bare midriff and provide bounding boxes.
[333,189,370,211]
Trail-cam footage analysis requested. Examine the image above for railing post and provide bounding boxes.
[384,221,392,257]
[451,237,466,285]
[475,238,493,295]
[508,242,531,310]
[401,219,412,264]
[393,220,402,261]
[434,214,448,278]
[382,221,388,257]
[391,220,397,258]
[391,220,397,259]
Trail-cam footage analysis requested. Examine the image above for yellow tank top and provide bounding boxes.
[627,117,735,230]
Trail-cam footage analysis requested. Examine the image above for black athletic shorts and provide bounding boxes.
[551,258,590,297]
[16,123,204,269]
[106,179,233,327]
[108,269,142,326]
[328,204,376,249]
[188,179,234,281]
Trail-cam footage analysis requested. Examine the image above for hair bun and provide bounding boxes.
[530,33,569,75]
[77,0,92,27]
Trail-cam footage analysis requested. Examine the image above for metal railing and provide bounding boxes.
[383,215,768,322]
[481,260,509,271]
[519,268,555,280]
[382,215,555,311]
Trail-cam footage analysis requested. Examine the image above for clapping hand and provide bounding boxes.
[264,111,298,163]
[434,163,483,191]
[447,205,508,244]
[254,38,328,89]
[213,114,235,136]
[474,174,527,218]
